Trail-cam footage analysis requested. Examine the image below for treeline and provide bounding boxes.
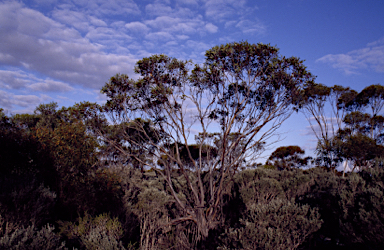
[301,83,384,173]
[1,41,384,249]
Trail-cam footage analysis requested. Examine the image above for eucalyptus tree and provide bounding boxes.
[101,41,314,240]
[267,145,310,169]
[301,84,357,168]
[302,83,384,173]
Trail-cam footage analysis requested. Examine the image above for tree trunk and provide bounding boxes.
[196,208,209,239]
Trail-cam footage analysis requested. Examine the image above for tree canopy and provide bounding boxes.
[101,41,315,240]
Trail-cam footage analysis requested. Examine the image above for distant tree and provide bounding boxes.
[267,145,310,169]
[350,84,384,117]
[302,83,384,172]
[332,111,384,174]
[301,84,357,169]
[101,41,314,242]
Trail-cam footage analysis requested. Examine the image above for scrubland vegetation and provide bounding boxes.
[1,42,384,249]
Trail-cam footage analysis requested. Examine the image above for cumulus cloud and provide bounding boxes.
[0,70,31,89]
[0,1,138,90]
[317,37,384,74]
[178,0,199,5]
[0,90,49,112]
[205,23,218,33]
[50,8,90,32]
[86,26,132,42]
[56,0,140,17]
[28,80,74,92]
[235,19,266,34]
[0,0,269,114]
[145,1,195,18]
[176,34,189,40]
[204,0,247,22]
[0,69,74,93]
[125,21,150,33]
[143,15,218,44]
[145,3,173,16]
[145,31,174,41]
[145,16,180,30]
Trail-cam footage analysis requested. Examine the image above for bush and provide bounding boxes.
[0,216,65,250]
[220,199,322,250]
[0,183,56,228]
[338,169,384,247]
[59,213,125,250]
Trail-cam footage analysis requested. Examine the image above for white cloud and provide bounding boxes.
[205,23,218,33]
[50,8,90,32]
[176,34,189,40]
[125,21,150,33]
[89,16,108,27]
[0,70,31,89]
[317,37,384,74]
[0,90,48,111]
[0,0,269,114]
[144,1,196,18]
[28,80,74,92]
[145,3,173,16]
[164,40,179,47]
[145,31,174,41]
[143,15,217,40]
[145,16,179,30]
[0,69,74,93]
[0,1,139,90]
[204,0,246,21]
[184,40,213,62]
[235,19,266,34]
[31,0,58,5]
[56,0,140,17]
[224,20,237,28]
[86,26,132,42]
[177,0,198,5]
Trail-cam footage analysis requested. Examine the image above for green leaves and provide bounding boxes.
[100,41,316,242]
[268,146,310,169]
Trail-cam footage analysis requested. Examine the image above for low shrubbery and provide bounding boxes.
[3,165,384,249]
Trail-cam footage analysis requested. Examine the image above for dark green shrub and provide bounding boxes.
[296,167,342,243]
[0,216,65,250]
[0,183,56,228]
[59,213,125,250]
[338,169,384,248]
[219,199,322,250]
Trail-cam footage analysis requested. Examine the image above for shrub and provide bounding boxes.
[338,169,384,247]
[220,199,322,250]
[59,213,125,250]
[0,183,56,228]
[0,216,65,250]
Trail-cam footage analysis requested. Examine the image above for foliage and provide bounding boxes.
[302,83,384,171]
[0,183,56,228]
[101,41,314,241]
[220,199,321,250]
[267,145,311,169]
[218,168,322,250]
[2,42,384,249]
[0,111,56,188]
[338,168,384,248]
[0,215,65,250]
[59,213,124,250]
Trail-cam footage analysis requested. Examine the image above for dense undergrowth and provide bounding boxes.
[1,152,384,249]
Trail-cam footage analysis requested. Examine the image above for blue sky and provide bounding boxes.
[1,0,384,159]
